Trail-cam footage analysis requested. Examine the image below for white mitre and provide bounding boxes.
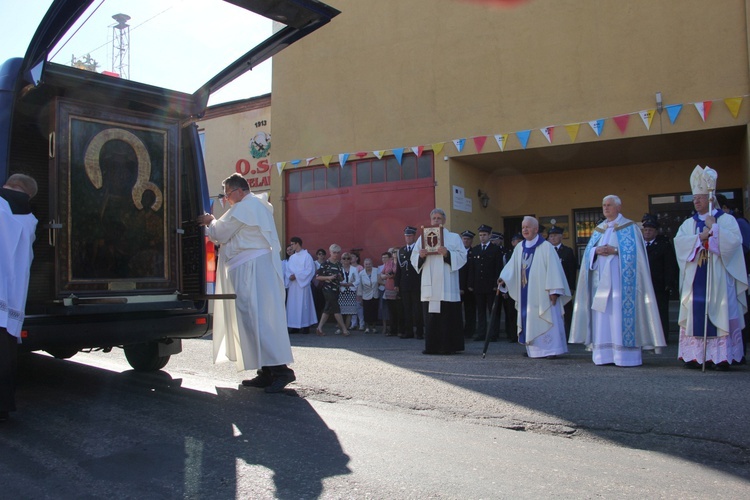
[690,165,718,195]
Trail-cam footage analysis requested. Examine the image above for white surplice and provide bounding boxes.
[285,248,318,328]
[207,192,293,371]
[500,235,570,358]
[0,197,37,339]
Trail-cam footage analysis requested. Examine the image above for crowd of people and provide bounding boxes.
[3,167,747,422]
[281,167,749,371]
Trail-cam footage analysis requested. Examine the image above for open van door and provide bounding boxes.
[0,0,339,370]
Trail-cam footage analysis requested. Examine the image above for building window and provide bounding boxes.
[287,152,433,193]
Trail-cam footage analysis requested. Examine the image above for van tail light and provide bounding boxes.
[205,236,216,288]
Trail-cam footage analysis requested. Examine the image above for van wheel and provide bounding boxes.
[124,342,170,371]
[45,348,78,359]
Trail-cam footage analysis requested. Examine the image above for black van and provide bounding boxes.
[0,0,339,370]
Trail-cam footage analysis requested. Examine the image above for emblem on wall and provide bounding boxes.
[249,131,271,159]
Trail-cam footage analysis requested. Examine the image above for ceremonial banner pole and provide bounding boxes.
[701,173,717,372]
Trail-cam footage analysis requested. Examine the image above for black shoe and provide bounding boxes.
[242,371,274,388]
[472,336,484,341]
[715,361,730,371]
[416,335,424,340]
[488,337,499,342]
[683,360,700,369]
[399,334,414,339]
[0,411,9,423]
[265,373,297,393]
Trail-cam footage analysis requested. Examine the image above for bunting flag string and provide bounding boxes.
[516,130,531,149]
[494,134,508,151]
[725,97,743,118]
[589,119,604,137]
[565,123,580,143]
[639,109,655,130]
[393,147,405,165]
[666,104,682,124]
[540,126,554,144]
[473,136,487,153]
[694,101,712,122]
[277,94,750,174]
[339,153,349,167]
[613,114,630,134]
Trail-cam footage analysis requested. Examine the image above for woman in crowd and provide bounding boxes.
[337,252,360,334]
[315,244,350,336]
[381,249,401,336]
[357,258,380,333]
[350,252,366,330]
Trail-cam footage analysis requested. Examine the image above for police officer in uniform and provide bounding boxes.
[469,225,502,341]
[396,226,424,339]
[459,230,476,338]
[641,214,677,343]
[547,225,577,335]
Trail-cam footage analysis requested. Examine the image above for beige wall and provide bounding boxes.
[271,0,750,240]
[197,97,272,218]
[273,0,750,159]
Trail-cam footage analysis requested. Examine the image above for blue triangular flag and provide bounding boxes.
[393,148,404,165]
[666,104,683,124]
[516,130,531,149]
[289,159,301,167]
[452,138,466,152]
[588,119,605,137]
[339,153,349,167]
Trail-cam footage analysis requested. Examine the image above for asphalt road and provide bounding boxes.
[1,327,748,499]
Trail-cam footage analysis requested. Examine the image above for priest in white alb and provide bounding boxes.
[285,236,318,334]
[411,208,467,354]
[674,166,747,369]
[570,195,666,366]
[198,174,295,393]
[498,216,571,358]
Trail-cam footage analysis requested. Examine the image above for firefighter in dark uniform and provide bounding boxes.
[491,231,514,341]
[395,225,424,339]
[641,213,677,344]
[468,225,503,341]
[459,230,476,338]
[546,225,577,336]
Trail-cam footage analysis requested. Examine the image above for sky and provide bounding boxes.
[0,0,273,106]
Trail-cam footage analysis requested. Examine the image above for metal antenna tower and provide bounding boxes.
[111,13,131,79]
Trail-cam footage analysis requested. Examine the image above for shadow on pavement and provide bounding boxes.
[290,326,750,481]
[0,354,350,499]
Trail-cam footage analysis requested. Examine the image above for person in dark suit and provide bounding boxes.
[491,231,514,341]
[468,225,502,341]
[641,213,678,344]
[459,230,476,339]
[395,226,424,339]
[501,234,523,342]
[547,225,577,335]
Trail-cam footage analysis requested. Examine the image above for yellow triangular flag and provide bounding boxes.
[431,142,445,155]
[322,155,333,167]
[638,109,656,130]
[565,123,580,143]
[373,150,385,159]
[724,97,743,119]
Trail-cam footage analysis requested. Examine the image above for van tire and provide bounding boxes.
[124,342,170,371]
[45,348,78,360]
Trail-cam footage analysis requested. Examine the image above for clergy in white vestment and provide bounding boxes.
[411,208,467,354]
[674,166,747,369]
[570,195,666,366]
[285,236,318,333]
[198,174,295,393]
[499,216,570,358]
[0,174,38,421]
